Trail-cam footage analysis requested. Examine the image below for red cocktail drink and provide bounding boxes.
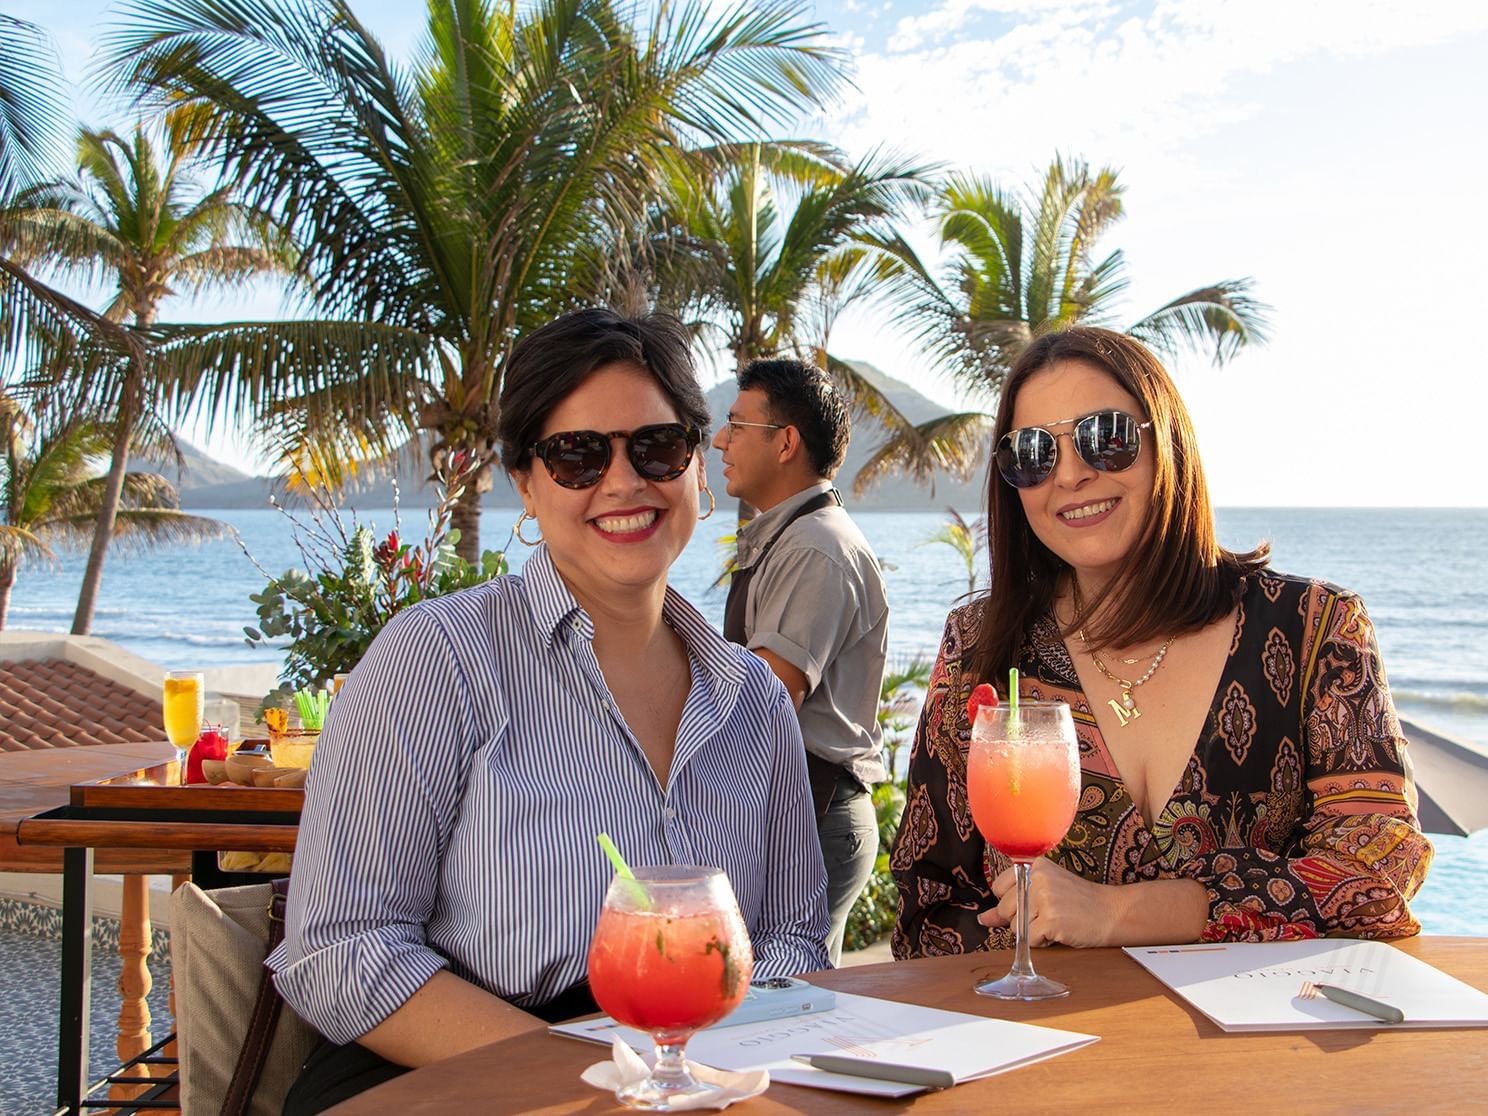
[588,865,754,1111]
[588,907,750,1035]
[969,700,1080,1001]
[968,738,1080,861]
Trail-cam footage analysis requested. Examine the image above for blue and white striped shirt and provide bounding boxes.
[268,545,830,1045]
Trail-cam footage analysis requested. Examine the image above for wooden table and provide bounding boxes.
[330,938,1488,1115]
[17,758,303,1114]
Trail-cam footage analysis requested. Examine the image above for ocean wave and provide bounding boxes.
[1392,689,1488,714]
[91,628,264,649]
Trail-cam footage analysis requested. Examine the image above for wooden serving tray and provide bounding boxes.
[70,759,305,814]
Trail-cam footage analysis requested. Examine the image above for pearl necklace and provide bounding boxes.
[1082,632,1172,721]
[1071,584,1173,726]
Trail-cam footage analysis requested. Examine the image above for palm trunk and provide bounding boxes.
[0,560,15,630]
[450,479,482,563]
[71,385,136,635]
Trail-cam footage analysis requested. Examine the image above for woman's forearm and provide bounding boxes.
[357,970,548,1067]
[1109,877,1209,946]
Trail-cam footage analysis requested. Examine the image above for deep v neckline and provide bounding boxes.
[1027,601,1246,832]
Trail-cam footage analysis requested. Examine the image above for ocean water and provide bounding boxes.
[6,504,1486,932]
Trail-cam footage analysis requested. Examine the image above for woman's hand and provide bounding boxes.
[978,861,1209,948]
[978,859,1118,948]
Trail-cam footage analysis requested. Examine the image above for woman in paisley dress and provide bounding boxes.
[892,327,1432,955]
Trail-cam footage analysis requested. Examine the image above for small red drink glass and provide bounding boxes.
[588,865,753,1110]
[968,700,1080,1000]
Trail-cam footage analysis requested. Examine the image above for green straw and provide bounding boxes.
[1008,667,1020,714]
[597,833,652,910]
[596,832,635,879]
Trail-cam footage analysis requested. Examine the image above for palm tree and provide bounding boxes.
[0,390,228,629]
[854,155,1272,493]
[918,508,980,598]
[10,112,290,634]
[647,141,932,525]
[105,0,847,560]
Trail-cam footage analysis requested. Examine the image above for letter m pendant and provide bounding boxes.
[1107,698,1140,728]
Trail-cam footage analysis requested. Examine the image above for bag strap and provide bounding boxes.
[220,879,292,1116]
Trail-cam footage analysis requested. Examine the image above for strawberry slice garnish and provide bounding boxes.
[966,682,999,726]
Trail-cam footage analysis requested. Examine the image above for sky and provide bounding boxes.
[10,0,1488,506]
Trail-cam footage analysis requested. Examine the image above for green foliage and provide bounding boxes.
[843,653,932,952]
[918,508,980,599]
[243,455,505,704]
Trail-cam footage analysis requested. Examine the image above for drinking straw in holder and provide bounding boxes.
[1007,668,1020,715]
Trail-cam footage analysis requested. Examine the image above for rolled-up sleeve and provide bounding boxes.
[753,685,831,975]
[269,606,480,1043]
[746,548,862,693]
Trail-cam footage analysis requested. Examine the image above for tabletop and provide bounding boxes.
[0,741,191,873]
[16,756,304,856]
[327,937,1488,1116]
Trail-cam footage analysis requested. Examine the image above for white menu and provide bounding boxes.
[1125,940,1488,1032]
[553,990,1098,1097]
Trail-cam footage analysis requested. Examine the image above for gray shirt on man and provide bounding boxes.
[734,481,888,788]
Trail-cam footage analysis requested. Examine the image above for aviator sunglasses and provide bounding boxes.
[527,422,702,490]
[996,409,1152,489]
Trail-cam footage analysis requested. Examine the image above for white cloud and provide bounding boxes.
[812,0,1488,505]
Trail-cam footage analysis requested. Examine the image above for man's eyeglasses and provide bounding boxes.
[996,409,1152,489]
[527,423,701,490]
[722,418,785,438]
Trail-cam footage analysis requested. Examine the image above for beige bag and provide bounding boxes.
[170,882,319,1116]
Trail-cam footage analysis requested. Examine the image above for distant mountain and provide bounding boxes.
[150,361,989,513]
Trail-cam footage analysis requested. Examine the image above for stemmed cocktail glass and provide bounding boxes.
[968,700,1080,1000]
[587,866,753,1110]
[162,670,204,777]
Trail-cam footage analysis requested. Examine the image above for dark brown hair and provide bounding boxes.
[736,358,850,477]
[968,326,1269,688]
[497,308,709,471]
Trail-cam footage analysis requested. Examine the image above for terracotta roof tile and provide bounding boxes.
[0,659,163,752]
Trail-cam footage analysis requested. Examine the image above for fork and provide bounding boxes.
[1297,980,1404,1024]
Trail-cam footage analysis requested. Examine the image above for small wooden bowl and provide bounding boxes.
[250,764,303,787]
[224,752,272,785]
[201,759,230,785]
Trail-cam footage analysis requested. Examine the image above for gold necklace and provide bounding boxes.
[1082,632,1171,726]
[1071,583,1173,727]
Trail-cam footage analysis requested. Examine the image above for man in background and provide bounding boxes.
[713,358,888,964]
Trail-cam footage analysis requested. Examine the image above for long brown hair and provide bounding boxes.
[968,327,1269,689]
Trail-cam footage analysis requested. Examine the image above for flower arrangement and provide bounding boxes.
[243,449,507,706]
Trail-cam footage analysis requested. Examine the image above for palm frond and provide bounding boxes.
[1126,279,1273,366]
[851,410,994,497]
[0,16,69,199]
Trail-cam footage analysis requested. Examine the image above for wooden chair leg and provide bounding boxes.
[110,874,153,1106]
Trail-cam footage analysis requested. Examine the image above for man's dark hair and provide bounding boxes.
[737,358,849,477]
[497,308,709,471]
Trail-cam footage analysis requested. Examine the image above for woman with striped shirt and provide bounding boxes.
[271,309,829,1111]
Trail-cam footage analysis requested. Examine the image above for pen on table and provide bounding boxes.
[790,1054,956,1089]
[1316,985,1405,1025]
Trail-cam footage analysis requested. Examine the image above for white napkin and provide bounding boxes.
[581,1038,769,1110]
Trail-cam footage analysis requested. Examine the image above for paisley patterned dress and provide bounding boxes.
[891,571,1434,956]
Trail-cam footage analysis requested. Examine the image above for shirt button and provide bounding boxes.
[663,806,676,820]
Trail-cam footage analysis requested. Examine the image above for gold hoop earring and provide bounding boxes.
[514,510,542,546]
[698,481,716,521]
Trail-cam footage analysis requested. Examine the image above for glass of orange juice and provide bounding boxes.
[162,670,204,775]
